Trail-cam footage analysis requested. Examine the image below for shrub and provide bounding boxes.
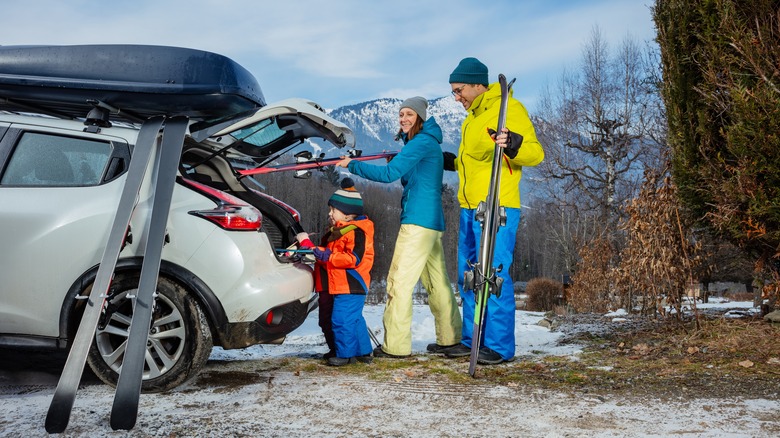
[526,277,564,312]
[568,237,617,313]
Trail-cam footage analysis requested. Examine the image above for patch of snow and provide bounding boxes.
[211,304,580,361]
[604,309,628,317]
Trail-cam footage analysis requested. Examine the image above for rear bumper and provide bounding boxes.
[217,292,318,349]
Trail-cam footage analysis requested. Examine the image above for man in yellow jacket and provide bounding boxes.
[437,57,544,365]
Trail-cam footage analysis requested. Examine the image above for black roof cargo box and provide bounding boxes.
[0,44,265,123]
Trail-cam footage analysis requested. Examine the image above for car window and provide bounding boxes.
[0,132,112,187]
[229,118,286,147]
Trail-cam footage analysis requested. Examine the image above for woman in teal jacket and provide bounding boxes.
[337,96,462,358]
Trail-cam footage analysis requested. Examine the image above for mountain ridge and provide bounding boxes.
[321,96,465,157]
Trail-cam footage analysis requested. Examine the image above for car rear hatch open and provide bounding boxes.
[181,98,355,251]
[200,98,355,165]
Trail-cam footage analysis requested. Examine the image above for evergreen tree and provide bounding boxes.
[654,0,780,282]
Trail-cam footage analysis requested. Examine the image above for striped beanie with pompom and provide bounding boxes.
[328,177,363,216]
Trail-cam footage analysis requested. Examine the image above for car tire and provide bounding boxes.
[85,273,213,392]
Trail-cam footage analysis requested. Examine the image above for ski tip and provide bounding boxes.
[468,353,479,377]
[45,397,73,434]
[44,415,68,434]
[110,399,139,430]
[497,73,516,91]
[110,416,137,431]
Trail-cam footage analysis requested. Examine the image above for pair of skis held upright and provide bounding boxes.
[465,74,515,377]
[45,116,188,433]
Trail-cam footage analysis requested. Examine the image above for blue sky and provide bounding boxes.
[2,0,656,112]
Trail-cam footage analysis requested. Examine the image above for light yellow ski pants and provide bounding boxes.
[382,224,462,355]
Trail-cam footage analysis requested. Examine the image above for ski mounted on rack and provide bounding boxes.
[44,117,165,434]
[462,74,515,378]
[238,150,398,177]
[110,117,188,431]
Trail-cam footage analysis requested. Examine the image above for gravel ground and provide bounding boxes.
[2,307,779,438]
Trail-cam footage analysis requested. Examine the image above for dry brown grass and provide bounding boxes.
[281,314,780,400]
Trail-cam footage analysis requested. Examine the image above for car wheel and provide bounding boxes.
[85,273,213,392]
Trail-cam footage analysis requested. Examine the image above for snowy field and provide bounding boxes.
[210,302,584,362]
[1,300,778,437]
[210,296,763,362]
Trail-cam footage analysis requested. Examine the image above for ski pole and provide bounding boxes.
[275,248,314,254]
[367,327,381,348]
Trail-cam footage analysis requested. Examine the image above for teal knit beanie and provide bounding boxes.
[449,57,489,85]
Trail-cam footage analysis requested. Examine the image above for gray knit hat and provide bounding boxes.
[328,178,363,216]
[449,57,489,86]
[400,96,428,120]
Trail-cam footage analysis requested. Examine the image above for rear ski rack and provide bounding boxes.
[45,116,189,433]
[45,117,165,433]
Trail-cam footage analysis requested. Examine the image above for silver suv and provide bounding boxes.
[0,45,354,391]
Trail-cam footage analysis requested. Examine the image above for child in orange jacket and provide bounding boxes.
[298,178,374,366]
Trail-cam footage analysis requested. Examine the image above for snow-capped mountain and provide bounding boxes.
[324,96,466,156]
[313,96,465,186]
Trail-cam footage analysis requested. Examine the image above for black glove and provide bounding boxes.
[443,151,456,171]
[487,128,524,159]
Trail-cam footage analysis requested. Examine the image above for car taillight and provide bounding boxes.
[181,178,262,231]
[191,205,262,231]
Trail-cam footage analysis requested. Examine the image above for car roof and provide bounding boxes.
[0,45,265,124]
